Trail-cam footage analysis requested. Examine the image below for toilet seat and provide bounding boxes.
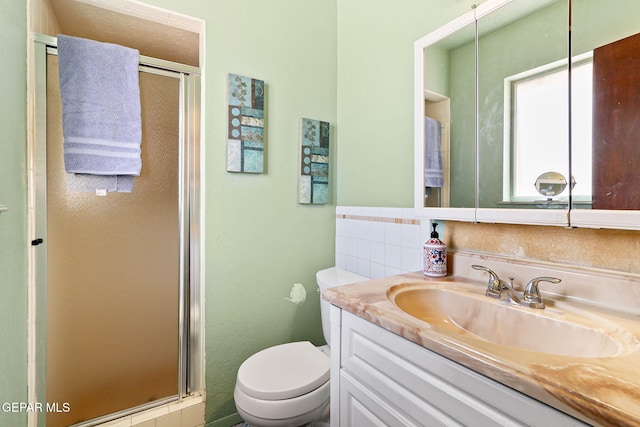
[236,341,330,400]
[234,341,331,425]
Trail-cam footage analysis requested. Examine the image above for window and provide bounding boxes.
[506,58,592,201]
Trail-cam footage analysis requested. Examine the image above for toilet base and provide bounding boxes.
[237,397,329,427]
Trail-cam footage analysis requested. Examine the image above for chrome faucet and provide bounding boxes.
[471,265,501,297]
[499,277,522,305]
[471,265,512,300]
[521,277,562,309]
[471,265,561,309]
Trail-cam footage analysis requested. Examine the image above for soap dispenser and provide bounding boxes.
[423,222,447,277]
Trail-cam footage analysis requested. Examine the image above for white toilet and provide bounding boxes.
[234,267,367,427]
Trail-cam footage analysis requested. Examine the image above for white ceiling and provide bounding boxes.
[48,0,200,67]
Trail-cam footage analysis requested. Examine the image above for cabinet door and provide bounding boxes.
[339,311,590,427]
[340,371,439,427]
[340,313,509,426]
[592,32,640,209]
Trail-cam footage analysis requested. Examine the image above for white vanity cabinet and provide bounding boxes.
[330,307,588,427]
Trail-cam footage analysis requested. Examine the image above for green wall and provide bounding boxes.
[203,2,338,422]
[141,0,338,424]
[0,0,28,426]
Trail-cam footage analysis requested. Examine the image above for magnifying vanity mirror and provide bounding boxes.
[415,0,640,230]
[534,172,569,200]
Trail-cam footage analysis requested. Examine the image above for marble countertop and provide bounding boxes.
[323,252,640,427]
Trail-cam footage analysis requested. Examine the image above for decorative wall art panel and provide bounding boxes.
[298,118,330,204]
[227,73,265,173]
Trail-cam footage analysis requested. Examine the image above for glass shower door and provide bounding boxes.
[45,53,182,427]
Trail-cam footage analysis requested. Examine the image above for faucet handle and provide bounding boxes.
[471,265,501,298]
[522,277,561,309]
[471,264,498,280]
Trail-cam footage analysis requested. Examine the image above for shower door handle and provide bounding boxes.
[31,238,44,246]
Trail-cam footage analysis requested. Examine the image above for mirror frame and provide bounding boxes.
[570,210,640,230]
[414,0,640,230]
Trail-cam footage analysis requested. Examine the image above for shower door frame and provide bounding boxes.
[29,33,203,427]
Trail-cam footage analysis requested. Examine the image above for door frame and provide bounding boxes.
[28,33,204,427]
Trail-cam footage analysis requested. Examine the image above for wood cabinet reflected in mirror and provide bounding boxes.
[592,32,640,210]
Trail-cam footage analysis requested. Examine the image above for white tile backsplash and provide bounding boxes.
[385,244,402,269]
[357,220,371,240]
[402,223,422,248]
[357,240,371,261]
[345,237,358,257]
[335,206,428,279]
[371,241,385,264]
[370,262,385,279]
[385,222,403,246]
[402,246,422,271]
[371,221,385,243]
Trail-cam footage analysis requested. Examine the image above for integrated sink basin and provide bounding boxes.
[387,282,638,358]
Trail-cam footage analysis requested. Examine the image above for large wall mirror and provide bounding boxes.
[415,0,640,230]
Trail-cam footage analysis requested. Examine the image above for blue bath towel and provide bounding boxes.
[424,116,444,188]
[57,35,141,191]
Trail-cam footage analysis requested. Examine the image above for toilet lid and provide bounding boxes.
[236,341,330,400]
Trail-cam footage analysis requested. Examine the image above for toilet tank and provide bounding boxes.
[316,267,368,346]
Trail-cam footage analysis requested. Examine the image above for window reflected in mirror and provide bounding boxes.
[508,58,592,203]
[476,0,569,210]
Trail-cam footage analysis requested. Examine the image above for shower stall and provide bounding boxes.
[31,34,202,427]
